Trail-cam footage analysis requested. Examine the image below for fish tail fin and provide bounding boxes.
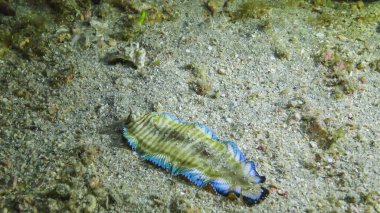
[241,187,269,206]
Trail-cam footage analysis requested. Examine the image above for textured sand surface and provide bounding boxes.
[1,0,379,212]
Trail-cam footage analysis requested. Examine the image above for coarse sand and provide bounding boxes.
[0,0,379,212]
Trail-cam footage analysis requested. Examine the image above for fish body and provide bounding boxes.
[122,112,269,205]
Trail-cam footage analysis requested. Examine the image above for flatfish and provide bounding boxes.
[122,112,268,206]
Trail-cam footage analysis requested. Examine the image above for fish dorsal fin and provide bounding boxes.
[194,122,219,140]
[224,141,247,163]
[160,112,187,124]
[161,112,219,140]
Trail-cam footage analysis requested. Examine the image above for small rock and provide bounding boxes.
[292,112,302,122]
[217,68,227,75]
[88,176,101,189]
[124,43,146,69]
[225,117,233,123]
[277,189,289,197]
[105,43,146,69]
[315,32,325,39]
[287,98,305,108]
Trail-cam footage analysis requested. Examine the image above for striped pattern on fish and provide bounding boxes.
[122,112,269,206]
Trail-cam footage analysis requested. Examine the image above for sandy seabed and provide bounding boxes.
[1,0,379,212]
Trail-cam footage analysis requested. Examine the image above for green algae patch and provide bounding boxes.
[46,0,92,23]
[311,0,332,7]
[0,142,119,212]
[49,64,77,87]
[107,1,177,42]
[0,12,49,58]
[0,57,121,212]
[312,46,364,99]
[306,0,380,39]
[229,0,272,21]
[369,58,380,72]
[286,100,347,154]
[301,114,346,150]
[0,0,177,59]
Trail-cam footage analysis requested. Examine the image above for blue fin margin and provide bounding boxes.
[223,140,247,163]
[242,187,269,206]
[211,178,269,206]
[122,127,139,152]
[194,122,219,140]
[159,112,189,125]
[180,169,209,187]
[141,154,179,174]
[159,112,220,140]
[245,161,266,184]
[210,178,233,196]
